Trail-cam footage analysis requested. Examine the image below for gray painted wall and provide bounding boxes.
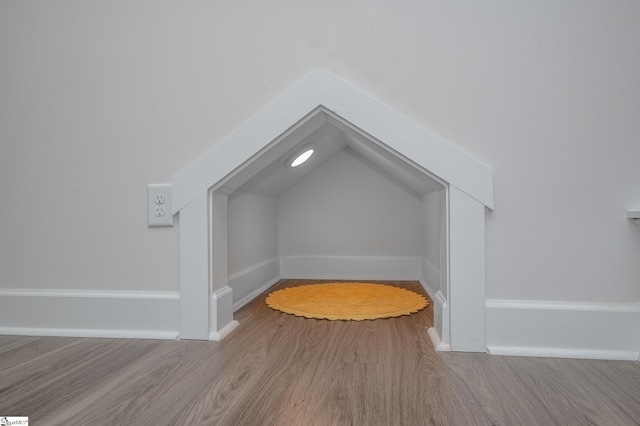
[2,1,639,305]
[278,151,426,257]
[228,192,278,276]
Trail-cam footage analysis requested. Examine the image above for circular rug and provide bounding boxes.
[265,282,429,321]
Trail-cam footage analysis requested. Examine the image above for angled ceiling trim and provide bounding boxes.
[172,68,494,213]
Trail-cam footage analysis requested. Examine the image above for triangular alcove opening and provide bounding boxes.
[215,107,447,314]
[173,69,491,352]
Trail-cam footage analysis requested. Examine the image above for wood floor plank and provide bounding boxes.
[46,340,219,425]
[0,338,163,422]
[0,336,80,372]
[0,336,39,354]
[1,279,639,425]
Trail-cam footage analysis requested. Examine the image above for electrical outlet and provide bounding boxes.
[148,184,173,227]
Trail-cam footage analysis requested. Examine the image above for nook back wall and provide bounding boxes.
[277,151,425,258]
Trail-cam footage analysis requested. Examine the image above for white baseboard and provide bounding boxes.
[486,299,640,361]
[0,327,178,340]
[280,255,422,280]
[233,277,281,312]
[418,278,437,300]
[486,346,639,361]
[209,320,239,341]
[211,286,235,341]
[427,327,450,352]
[419,276,448,344]
[229,258,281,311]
[0,289,180,340]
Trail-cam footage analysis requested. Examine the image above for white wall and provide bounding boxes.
[278,151,425,259]
[228,192,278,275]
[227,192,279,306]
[1,1,640,307]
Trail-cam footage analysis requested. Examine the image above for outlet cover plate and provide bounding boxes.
[148,184,174,227]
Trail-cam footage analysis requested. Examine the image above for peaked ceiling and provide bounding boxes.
[218,110,445,199]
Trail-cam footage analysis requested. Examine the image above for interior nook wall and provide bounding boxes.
[228,192,278,274]
[227,192,279,306]
[277,150,426,268]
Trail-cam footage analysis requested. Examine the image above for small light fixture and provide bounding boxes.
[286,143,315,168]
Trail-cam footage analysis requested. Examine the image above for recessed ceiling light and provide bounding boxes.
[286,143,316,168]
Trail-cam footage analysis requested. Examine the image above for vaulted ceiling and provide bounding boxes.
[217,109,445,200]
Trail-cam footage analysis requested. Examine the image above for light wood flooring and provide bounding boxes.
[1,280,639,425]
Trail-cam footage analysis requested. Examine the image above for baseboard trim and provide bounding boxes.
[0,289,180,340]
[211,286,235,341]
[486,346,640,362]
[427,327,450,352]
[280,255,422,280]
[0,327,178,340]
[228,257,278,279]
[233,277,281,312]
[486,299,640,361]
[433,290,447,308]
[229,258,280,311]
[418,278,437,300]
[209,320,240,341]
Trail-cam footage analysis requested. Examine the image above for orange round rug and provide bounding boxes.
[265,282,428,320]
